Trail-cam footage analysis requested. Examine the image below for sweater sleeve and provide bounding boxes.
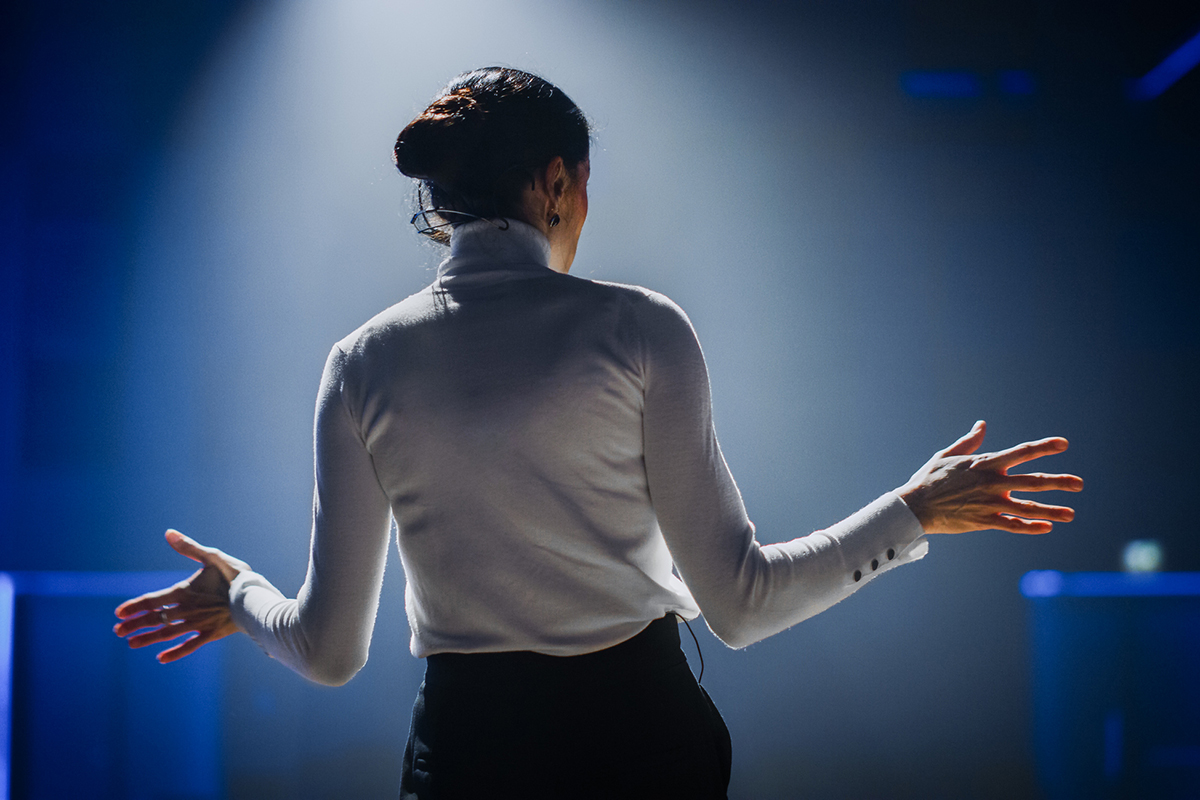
[228,345,393,685]
[635,291,928,649]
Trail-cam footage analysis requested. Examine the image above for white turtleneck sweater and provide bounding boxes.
[229,219,927,686]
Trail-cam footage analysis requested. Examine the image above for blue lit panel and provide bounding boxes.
[1024,571,1200,798]
[0,575,12,800]
[2,572,218,800]
[1021,570,1200,598]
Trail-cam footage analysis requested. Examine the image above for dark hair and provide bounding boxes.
[393,67,591,244]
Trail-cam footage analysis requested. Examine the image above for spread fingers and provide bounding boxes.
[991,514,1054,535]
[1002,497,1076,522]
[1006,473,1084,492]
[114,585,189,619]
[157,632,209,664]
[988,437,1069,469]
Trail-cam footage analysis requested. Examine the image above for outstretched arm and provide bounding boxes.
[114,345,393,686]
[634,290,1082,649]
[221,345,393,685]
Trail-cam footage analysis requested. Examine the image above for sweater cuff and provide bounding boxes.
[228,570,286,636]
[829,491,928,588]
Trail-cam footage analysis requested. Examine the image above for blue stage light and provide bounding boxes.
[901,70,983,98]
[1020,570,1065,597]
[998,70,1036,96]
[1127,26,1200,101]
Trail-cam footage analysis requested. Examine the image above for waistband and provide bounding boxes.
[425,615,685,685]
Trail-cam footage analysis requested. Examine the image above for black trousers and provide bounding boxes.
[400,616,732,799]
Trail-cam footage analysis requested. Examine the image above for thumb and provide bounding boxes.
[165,529,249,583]
[165,529,215,566]
[940,420,986,457]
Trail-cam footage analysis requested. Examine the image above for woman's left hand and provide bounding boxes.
[897,420,1083,535]
[113,530,250,663]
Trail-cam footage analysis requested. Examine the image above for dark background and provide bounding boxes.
[2,1,1197,797]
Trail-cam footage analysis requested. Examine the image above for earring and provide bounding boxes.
[549,213,560,228]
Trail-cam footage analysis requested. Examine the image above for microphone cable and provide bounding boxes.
[677,614,705,684]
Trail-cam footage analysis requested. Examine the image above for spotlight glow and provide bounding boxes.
[1122,539,1164,573]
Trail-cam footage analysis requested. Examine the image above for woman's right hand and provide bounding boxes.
[897,420,1083,535]
[113,530,250,663]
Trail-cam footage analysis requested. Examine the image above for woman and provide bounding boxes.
[115,67,1082,798]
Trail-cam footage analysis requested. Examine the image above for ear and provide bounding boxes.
[541,156,569,205]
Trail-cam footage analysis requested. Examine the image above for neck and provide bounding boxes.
[505,212,574,274]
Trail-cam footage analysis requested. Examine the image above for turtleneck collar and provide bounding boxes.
[438,218,553,280]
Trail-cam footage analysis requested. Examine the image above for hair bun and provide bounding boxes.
[428,89,481,120]
[393,90,485,181]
